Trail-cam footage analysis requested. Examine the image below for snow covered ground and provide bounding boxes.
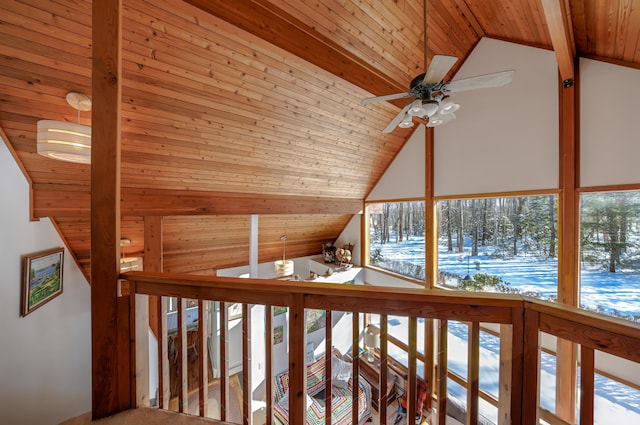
[370,237,640,424]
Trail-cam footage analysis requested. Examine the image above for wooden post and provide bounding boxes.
[556,60,579,424]
[520,308,540,425]
[288,294,306,425]
[144,216,168,408]
[425,126,436,288]
[145,216,163,339]
[91,0,123,418]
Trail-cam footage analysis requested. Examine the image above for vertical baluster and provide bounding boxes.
[580,346,595,425]
[467,322,480,425]
[424,317,434,421]
[266,305,273,425]
[351,312,360,425]
[134,287,149,407]
[498,324,512,425]
[437,319,448,425]
[157,295,169,409]
[324,310,332,425]
[198,300,208,417]
[242,303,252,425]
[177,298,188,413]
[220,302,229,422]
[379,315,389,425]
[127,280,137,409]
[407,317,418,424]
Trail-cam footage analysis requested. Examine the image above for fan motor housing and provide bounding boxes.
[409,72,440,100]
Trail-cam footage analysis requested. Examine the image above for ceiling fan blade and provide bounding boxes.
[383,102,412,133]
[360,92,412,106]
[445,70,515,93]
[423,55,458,84]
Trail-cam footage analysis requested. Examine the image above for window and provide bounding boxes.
[367,200,425,280]
[580,191,640,323]
[367,314,425,374]
[436,195,558,300]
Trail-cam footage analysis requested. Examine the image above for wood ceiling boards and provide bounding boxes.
[1,0,640,276]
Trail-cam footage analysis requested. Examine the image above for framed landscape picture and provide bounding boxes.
[273,325,284,345]
[21,248,64,316]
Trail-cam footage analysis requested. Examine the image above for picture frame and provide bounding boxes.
[306,309,326,333]
[274,306,287,316]
[21,248,64,316]
[273,325,284,345]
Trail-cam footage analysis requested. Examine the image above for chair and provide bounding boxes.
[394,376,430,425]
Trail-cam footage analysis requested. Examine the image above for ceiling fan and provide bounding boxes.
[360,1,515,133]
[361,57,515,132]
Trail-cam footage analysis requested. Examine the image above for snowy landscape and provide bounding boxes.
[370,236,640,424]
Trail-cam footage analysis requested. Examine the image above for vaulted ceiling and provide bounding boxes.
[1,0,639,279]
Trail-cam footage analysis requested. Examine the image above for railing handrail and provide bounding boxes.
[120,271,640,425]
[124,271,522,321]
[526,297,640,340]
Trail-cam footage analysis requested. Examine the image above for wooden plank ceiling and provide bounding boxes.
[1,0,640,279]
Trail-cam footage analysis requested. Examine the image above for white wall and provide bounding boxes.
[334,215,362,265]
[580,57,640,187]
[0,140,91,425]
[435,38,559,196]
[366,125,426,201]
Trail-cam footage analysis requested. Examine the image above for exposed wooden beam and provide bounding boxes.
[540,0,575,85]
[91,0,125,418]
[181,0,407,104]
[32,185,363,216]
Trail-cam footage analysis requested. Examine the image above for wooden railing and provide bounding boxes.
[120,271,640,425]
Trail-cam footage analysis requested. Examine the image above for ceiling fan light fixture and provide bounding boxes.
[421,100,440,118]
[408,99,425,116]
[398,113,415,128]
[427,112,456,128]
[439,96,460,114]
[427,115,444,127]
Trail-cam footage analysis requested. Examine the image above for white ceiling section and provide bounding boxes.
[580,58,640,188]
[366,125,426,201]
[434,38,559,197]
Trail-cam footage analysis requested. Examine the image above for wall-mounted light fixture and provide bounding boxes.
[37,92,91,164]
